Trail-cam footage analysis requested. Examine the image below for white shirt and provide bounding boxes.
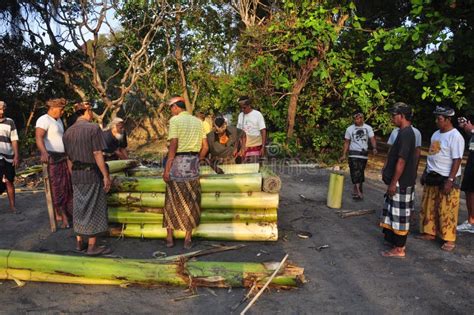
[427,128,464,177]
[35,114,65,153]
[388,126,422,147]
[237,109,266,147]
[344,124,374,159]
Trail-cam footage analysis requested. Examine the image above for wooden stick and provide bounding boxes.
[240,254,289,315]
[42,164,57,232]
[336,209,375,218]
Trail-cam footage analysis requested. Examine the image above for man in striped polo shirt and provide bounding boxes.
[163,96,208,249]
[0,101,19,213]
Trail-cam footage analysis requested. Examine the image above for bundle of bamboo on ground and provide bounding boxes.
[106,162,282,242]
[0,249,304,288]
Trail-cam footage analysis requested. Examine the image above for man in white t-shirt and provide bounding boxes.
[340,110,377,200]
[35,98,73,228]
[236,96,266,162]
[418,105,464,252]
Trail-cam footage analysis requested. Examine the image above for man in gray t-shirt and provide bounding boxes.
[340,111,377,200]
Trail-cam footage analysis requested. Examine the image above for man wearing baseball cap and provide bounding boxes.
[418,105,464,251]
[380,102,417,258]
[35,98,73,227]
[340,110,377,200]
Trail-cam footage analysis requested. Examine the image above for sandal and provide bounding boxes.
[183,240,193,250]
[381,249,406,259]
[86,246,113,256]
[441,242,455,252]
[75,241,87,253]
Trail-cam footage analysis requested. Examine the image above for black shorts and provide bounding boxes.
[348,157,367,184]
[461,152,474,192]
[0,159,15,182]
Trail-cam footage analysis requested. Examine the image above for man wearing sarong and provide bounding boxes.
[207,117,246,168]
[163,96,208,249]
[380,103,417,258]
[35,98,73,228]
[457,118,474,233]
[418,105,464,252]
[63,102,112,256]
[0,101,19,213]
[339,110,377,200]
[236,96,266,163]
[102,117,128,161]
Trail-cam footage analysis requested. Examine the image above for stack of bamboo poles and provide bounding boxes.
[107,162,282,241]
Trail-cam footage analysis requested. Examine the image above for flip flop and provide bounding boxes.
[441,242,455,252]
[86,246,113,256]
[381,250,406,259]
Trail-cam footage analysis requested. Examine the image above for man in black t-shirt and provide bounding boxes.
[380,102,417,258]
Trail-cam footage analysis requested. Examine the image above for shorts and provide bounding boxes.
[0,159,15,182]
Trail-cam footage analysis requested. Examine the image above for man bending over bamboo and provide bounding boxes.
[63,102,112,256]
[163,96,208,249]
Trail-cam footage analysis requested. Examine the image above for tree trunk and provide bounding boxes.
[174,10,192,113]
[286,57,320,138]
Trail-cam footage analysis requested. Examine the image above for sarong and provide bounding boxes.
[348,157,367,184]
[48,159,73,218]
[244,145,262,158]
[163,155,201,231]
[380,185,414,247]
[420,185,460,242]
[72,183,108,236]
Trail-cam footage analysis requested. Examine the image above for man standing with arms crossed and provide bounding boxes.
[36,98,73,228]
[0,101,19,213]
[380,103,417,258]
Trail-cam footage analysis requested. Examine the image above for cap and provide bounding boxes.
[352,110,364,117]
[110,117,124,126]
[46,98,67,108]
[389,102,412,116]
[167,96,186,109]
[73,101,92,112]
[433,105,455,117]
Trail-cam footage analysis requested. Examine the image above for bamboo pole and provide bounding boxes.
[42,164,57,232]
[0,250,303,288]
[107,192,279,209]
[106,159,139,174]
[110,173,263,193]
[200,163,260,175]
[108,207,278,224]
[260,166,282,193]
[108,222,278,241]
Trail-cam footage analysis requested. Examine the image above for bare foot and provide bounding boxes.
[441,241,455,252]
[381,247,406,258]
[415,233,435,241]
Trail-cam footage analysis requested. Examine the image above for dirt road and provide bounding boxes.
[0,166,472,314]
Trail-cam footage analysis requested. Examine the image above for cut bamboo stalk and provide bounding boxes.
[107,192,279,209]
[16,165,43,178]
[42,163,57,232]
[108,207,277,224]
[0,249,303,288]
[200,163,260,175]
[106,159,139,174]
[108,222,278,241]
[127,167,163,177]
[260,166,282,193]
[110,173,263,193]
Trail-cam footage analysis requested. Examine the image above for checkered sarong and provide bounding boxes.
[380,185,415,235]
[72,183,108,236]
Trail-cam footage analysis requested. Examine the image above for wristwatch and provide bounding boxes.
[447,177,454,182]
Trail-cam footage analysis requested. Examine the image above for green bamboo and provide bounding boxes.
[109,222,278,241]
[108,207,277,224]
[17,165,43,178]
[0,249,303,287]
[127,167,163,177]
[260,166,282,193]
[106,159,139,174]
[110,173,263,193]
[200,163,260,175]
[107,192,279,209]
